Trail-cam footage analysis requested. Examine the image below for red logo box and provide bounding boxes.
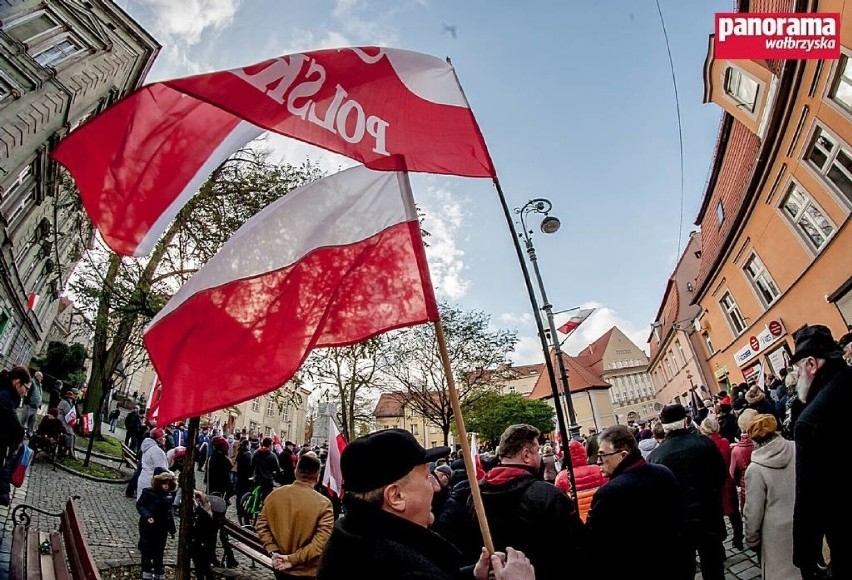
[715,13,840,60]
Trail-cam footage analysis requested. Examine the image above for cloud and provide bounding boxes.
[134,0,241,45]
[260,134,356,176]
[509,301,650,366]
[330,0,400,45]
[420,185,469,300]
[499,312,534,326]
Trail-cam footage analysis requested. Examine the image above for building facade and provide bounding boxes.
[0,0,159,368]
[689,0,852,389]
[216,385,311,443]
[374,392,456,449]
[575,326,658,423]
[648,232,717,406]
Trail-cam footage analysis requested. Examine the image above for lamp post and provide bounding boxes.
[515,198,582,441]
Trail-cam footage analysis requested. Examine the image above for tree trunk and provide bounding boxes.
[175,417,199,580]
[83,254,121,419]
[442,425,450,447]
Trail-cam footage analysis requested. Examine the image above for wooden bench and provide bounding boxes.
[9,496,101,580]
[120,443,138,471]
[220,517,273,570]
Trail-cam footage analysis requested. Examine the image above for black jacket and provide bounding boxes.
[432,480,479,563]
[648,429,726,540]
[586,451,689,579]
[317,498,472,580]
[793,358,851,577]
[474,465,586,579]
[717,411,739,444]
[136,487,176,537]
[0,387,24,456]
[251,448,279,489]
[277,447,296,485]
[206,450,233,499]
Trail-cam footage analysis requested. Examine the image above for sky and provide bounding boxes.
[114,0,730,365]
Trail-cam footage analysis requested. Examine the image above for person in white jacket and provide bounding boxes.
[137,428,169,500]
[743,414,797,580]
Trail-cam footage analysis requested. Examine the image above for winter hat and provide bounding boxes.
[150,428,165,441]
[151,467,177,490]
[208,495,227,515]
[434,464,453,478]
[737,408,758,433]
[746,414,778,444]
[790,324,843,363]
[699,416,720,435]
[659,403,687,425]
[211,435,229,454]
[745,385,765,405]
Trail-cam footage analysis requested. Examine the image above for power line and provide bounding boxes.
[654,0,686,258]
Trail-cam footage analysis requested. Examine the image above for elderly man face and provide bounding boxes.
[385,463,440,528]
[596,438,628,478]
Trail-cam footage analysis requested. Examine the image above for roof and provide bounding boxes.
[374,392,405,418]
[575,327,615,375]
[527,351,609,400]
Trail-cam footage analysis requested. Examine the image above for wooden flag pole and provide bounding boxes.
[433,320,495,555]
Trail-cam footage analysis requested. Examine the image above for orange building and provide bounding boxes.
[689,0,852,389]
[648,232,717,405]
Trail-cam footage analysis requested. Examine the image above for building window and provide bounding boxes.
[716,201,725,225]
[6,189,36,226]
[251,398,260,412]
[806,127,852,205]
[6,12,61,44]
[675,340,686,366]
[264,426,271,437]
[829,54,852,115]
[780,183,836,251]
[410,424,418,436]
[720,292,747,336]
[33,37,82,68]
[266,399,275,416]
[1,164,33,205]
[724,67,759,112]
[743,253,781,307]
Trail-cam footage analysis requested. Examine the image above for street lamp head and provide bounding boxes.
[540,215,561,234]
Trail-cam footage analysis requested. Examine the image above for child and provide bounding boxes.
[136,467,177,580]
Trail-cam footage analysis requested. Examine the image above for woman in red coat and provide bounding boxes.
[555,440,607,522]
[730,408,757,512]
[701,416,744,550]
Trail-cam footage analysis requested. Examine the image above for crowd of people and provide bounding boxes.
[2,322,849,580]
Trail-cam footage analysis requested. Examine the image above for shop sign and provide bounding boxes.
[714,366,729,379]
[734,318,787,367]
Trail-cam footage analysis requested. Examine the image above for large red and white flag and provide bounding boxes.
[322,416,346,496]
[143,165,439,425]
[51,47,495,257]
[146,376,161,423]
[557,308,595,336]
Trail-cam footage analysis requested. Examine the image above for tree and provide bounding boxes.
[462,392,555,446]
[304,336,387,442]
[381,303,517,445]
[30,341,88,387]
[66,149,322,437]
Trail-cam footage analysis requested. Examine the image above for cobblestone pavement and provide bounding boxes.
[1,433,760,579]
[1,457,273,578]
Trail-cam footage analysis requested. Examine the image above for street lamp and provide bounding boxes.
[515,198,582,442]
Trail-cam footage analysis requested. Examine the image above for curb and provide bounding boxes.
[52,460,132,485]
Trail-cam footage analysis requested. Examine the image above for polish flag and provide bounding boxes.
[146,376,161,423]
[143,165,439,425]
[51,47,495,257]
[470,432,486,482]
[323,417,347,496]
[557,308,595,336]
[27,292,39,310]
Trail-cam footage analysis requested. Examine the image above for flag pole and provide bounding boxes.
[446,58,579,509]
[433,320,495,555]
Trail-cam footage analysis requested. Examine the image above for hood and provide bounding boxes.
[638,438,658,452]
[140,438,159,454]
[751,436,794,469]
[569,440,588,467]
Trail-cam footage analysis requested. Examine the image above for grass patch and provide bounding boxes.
[79,433,123,457]
[59,456,125,480]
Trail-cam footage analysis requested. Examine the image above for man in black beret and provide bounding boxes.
[648,403,727,579]
[790,325,850,579]
[316,429,534,580]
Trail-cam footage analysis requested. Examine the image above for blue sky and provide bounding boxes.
[116,0,730,363]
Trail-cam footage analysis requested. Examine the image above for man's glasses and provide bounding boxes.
[596,450,622,461]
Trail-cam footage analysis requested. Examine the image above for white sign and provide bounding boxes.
[734,318,787,367]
